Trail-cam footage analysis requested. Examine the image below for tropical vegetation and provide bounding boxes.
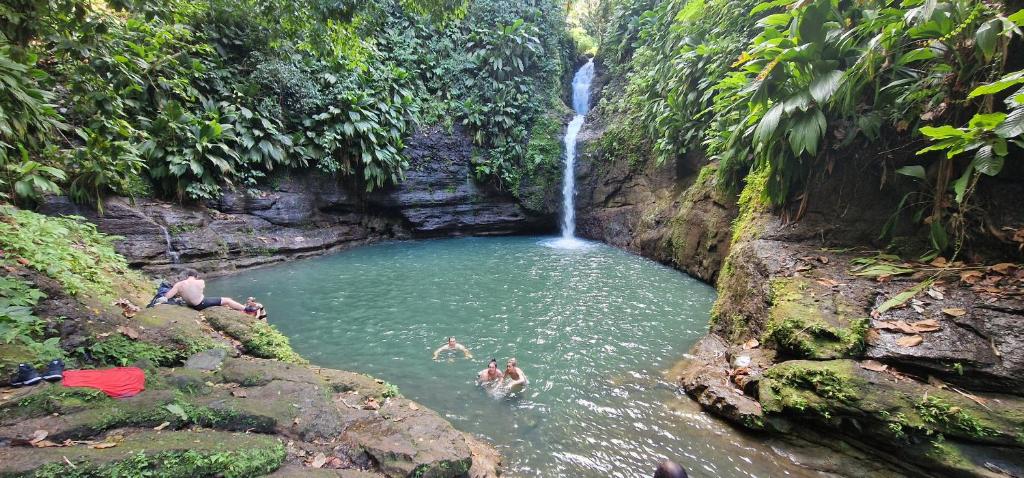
[595,0,1024,259]
[0,0,575,206]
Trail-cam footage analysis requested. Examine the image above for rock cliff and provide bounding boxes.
[39,127,554,277]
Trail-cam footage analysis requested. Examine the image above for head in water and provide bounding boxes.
[488,359,498,371]
[653,460,688,478]
[447,337,456,347]
[184,269,200,279]
[505,358,518,374]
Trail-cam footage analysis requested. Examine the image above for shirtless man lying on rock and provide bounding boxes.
[156,269,266,319]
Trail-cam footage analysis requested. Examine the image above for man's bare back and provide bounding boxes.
[160,270,246,312]
[173,277,206,306]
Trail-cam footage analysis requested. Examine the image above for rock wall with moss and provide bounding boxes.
[0,207,501,477]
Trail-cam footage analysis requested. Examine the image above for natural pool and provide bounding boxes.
[208,236,812,478]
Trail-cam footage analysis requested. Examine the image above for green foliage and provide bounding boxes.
[0,206,130,296]
[599,0,1024,254]
[84,335,179,367]
[33,446,286,478]
[916,395,994,439]
[381,382,401,398]
[0,275,63,364]
[5,0,570,205]
[244,321,306,364]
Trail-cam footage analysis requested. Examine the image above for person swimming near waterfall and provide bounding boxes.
[432,337,473,360]
[477,359,504,385]
[156,269,265,319]
[502,357,528,393]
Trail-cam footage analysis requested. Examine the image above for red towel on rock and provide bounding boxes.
[62,367,146,398]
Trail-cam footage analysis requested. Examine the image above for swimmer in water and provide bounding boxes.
[432,336,473,360]
[477,358,504,385]
[653,460,688,478]
[502,357,528,393]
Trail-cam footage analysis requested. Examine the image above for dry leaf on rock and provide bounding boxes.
[859,360,888,372]
[926,288,944,300]
[231,389,248,398]
[90,442,118,449]
[153,422,170,431]
[115,326,140,340]
[990,263,1017,274]
[742,338,760,350]
[910,319,941,333]
[29,430,48,444]
[960,271,984,284]
[309,452,327,468]
[942,308,967,317]
[896,335,924,347]
[816,278,840,288]
[409,403,419,411]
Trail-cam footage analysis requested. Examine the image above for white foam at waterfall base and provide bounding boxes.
[543,60,595,251]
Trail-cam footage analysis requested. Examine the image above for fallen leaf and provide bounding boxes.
[153,422,170,431]
[896,335,924,347]
[309,452,327,469]
[818,256,829,264]
[29,430,48,444]
[115,326,140,340]
[742,338,760,349]
[942,308,967,317]
[90,442,118,449]
[231,389,248,398]
[874,320,918,334]
[926,288,945,300]
[911,319,941,333]
[960,270,984,284]
[816,278,840,288]
[859,360,888,372]
[33,440,62,448]
[912,304,925,314]
[409,403,419,411]
[930,257,948,267]
[990,263,1017,275]
[795,264,812,272]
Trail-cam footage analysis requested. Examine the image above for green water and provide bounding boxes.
[208,237,811,477]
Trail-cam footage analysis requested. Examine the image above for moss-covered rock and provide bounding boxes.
[0,429,284,477]
[761,278,868,359]
[202,309,305,364]
[760,360,1024,448]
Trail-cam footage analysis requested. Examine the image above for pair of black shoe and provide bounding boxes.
[9,360,64,387]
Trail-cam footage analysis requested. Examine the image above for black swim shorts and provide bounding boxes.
[190,297,222,311]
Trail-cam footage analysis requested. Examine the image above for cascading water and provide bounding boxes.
[157,225,181,264]
[547,60,595,249]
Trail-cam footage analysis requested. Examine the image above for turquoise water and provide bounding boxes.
[208,237,811,477]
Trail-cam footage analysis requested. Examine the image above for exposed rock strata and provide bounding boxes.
[40,127,553,278]
[574,124,737,283]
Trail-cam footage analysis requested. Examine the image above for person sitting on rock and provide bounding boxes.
[477,358,504,385]
[156,269,249,313]
[433,337,472,360]
[653,460,688,478]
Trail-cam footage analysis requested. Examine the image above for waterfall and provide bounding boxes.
[549,59,595,249]
[157,225,181,264]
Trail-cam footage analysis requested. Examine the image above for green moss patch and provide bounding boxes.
[761,277,868,359]
[202,310,306,364]
[0,430,284,477]
[759,359,1024,450]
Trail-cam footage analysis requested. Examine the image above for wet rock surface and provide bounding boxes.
[574,123,737,283]
[39,127,553,278]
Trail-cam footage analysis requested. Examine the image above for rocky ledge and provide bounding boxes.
[40,126,553,278]
[0,265,500,477]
